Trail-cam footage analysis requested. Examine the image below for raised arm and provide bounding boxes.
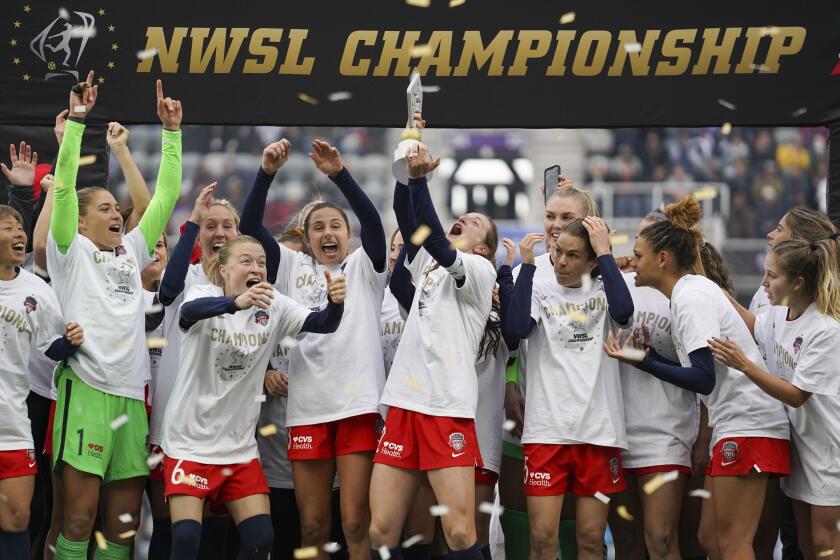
[583,216,634,325]
[106,122,151,232]
[50,71,98,254]
[310,140,386,272]
[497,238,520,350]
[501,234,542,341]
[393,182,420,263]
[32,174,54,272]
[137,80,182,255]
[388,246,415,312]
[1,141,37,239]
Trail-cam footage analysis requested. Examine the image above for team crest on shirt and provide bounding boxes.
[23,296,38,313]
[721,441,739,464]
[448,432,466,453]
[254,310,269,326]
[792,336,803,355]
[609,457,620,483]
[114,245,127,257]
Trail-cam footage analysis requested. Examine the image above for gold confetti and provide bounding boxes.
[817,550,835,558]
[448,0,466,6]
[559,12,575,24]
[405,0,431,6]
[294,546,319,559]
[259,424,278,437]
[402,534,426,548]
[95,531,108,550]
[478,501,505,515]
[692,186,718,201]
[344,383,355,395]
[610,234,630,245]
[410,44,435,58]
[0,492,7,502]
[118,513,133,523]
[323,542,342,554]
[642,470,679,495]
[450,238,469,251]
[297,93,319,105]
[405,377,423,390]
[78,154,97,166]
[430,504,450,517]
[759,26,780,37]
[721,122,732,135]
[147,336,168,349]
[689,489,711,499]
[175,473,196,487]
[568,307,586,323]
[617,505,634,520]
[781,295,790,306]
[110,414,129,430]
[593,491,610,504]
[118,530,136,539]
[410,225,431,245]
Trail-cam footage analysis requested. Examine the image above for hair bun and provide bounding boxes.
[664,195,702,231]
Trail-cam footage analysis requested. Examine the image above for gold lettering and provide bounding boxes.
[453,30,513,76]
[243,28,283,74]
[692,27,741,75]
[733,27,762,74]
[279,29,315,75]
[762,27,806,73]
[509,30,552,76]
[415,31,453,77]
[655,29,696,76]
[572,31,611,76]
[607,29,661,76]
[373,31,421,77]
[136,27,188,73]
[340,30,377,76]
[189,28,249,73]
[93,252,105,264]
[546,31,576,76]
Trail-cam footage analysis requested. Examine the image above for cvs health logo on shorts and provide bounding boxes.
[527,471,551,487]
[87,442,105,459]
[379,441,404,458]
[290,435,313,450]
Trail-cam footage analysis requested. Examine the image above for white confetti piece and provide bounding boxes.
[642,470,679,495]
[616,505,634,520]
[791,107,807,117]
[717,98,736,111]
[297,92,319,105]
[610,234,630,245]
[147,336,168,349]
[136,48,158,60]
[280,336,299,349]
[751,64,771,72]
[323,542,342,554]
[118,513,133,524]
[449,0,466,6]
[692,186,718,201]
[378,545,392,560]
[110,414,129,430]
[593,491,610,504]
[817,550,835,558]
[759,26,780,37]
[401,534,426,548]
[410,225,431,245]
[327,91,353,102]
[118,530,137,539]
[753,464,762,473]
[294,546,319,559]
[58,7,70,20]
[689,489,711,499]
[95,531,108,550]
[421,85,441,93]
[0,492,7,502]
[721,122,732,135]
[48,544,56,554]
[624,43,642,54]
[259,424,278,437]
[70,25,96,39]
[221,468,233,476]
[559,12,575,24]
[78,154,97,166]
[146,452,164,469]
[254,394,267,403]
[478,501,504,515]
[430,504,450,517]
[405,0,431,7]
[144,303,163,314]
[580,273,592,293]
[502,419,516,432]
[74,105,87,113]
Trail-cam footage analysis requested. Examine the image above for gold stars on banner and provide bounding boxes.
[97,76,105,84]
[12,58,20,65]
[108,24,115,32]
[22,73,29,81]
[98,8,106,16]
[107,61,115,70]
[10,39,17,46]
[23,5,31,13]
[13,21,21,28]
[111,43,119,51]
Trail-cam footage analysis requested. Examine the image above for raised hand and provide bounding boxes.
[582,216,612,257]
[106,122,130,151]
[518,232,544,265]
[603,329,648,364]
[64,322,85,346]
[308,139,343,177]
[188,182,217,224]
[1,142,37,187]
[68,70,98,119]
[54,109,69,146]
[235,282,274,310]
[156,79,183,130]
[615,255,635,272]
[40,174,54,193]
[325,270,346,304]
[412,108,426,132]
[405,142,440,180]
[261,139,291,175]
[502,237,517,267]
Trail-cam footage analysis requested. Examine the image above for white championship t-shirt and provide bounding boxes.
[274,245,388,426]
[46,228,153,400]
[28,345,58,400]
[522,276,628,449]
[149,263,208,445]
[619,273,698,469]
[162,284,310,464]
[755,304,840,506]
[670,275,789,445]
[380,289,405,376]
[475,342,509,474]
[749,285,771,315]
[0,268,64,450]
[382,248,496,418]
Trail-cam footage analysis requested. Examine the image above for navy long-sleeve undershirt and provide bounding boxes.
[45,337,80,361]
[407,177,456,268]
[158,220,199,306]
[179,296,344,334]
[330,167,386,273]
[239,168,281,285]
[637,346,717,395]
[496,264,519,351]
[392,181,420,263]
[389,246,415,312]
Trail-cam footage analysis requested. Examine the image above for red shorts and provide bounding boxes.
[373,407,483,471]
[43,400,56,456]
[624,464,692,477]
[148,444,165,482]
[523,443,626,497]
[288,413,381,461]
[706,437,790,477]
[163,455,269,503]
[0,449,38,479]
[475,468,499,485]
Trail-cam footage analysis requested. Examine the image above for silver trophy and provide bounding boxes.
[392,72,433,184]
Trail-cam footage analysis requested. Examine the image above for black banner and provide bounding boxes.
[2,1,839,128]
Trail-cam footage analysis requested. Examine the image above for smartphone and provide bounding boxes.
[544,165,561,205]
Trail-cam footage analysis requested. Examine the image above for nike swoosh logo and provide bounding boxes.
[28,462,37,468]
[720,460,737,467]
[612,477,620,484]
[451,452,465,458]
